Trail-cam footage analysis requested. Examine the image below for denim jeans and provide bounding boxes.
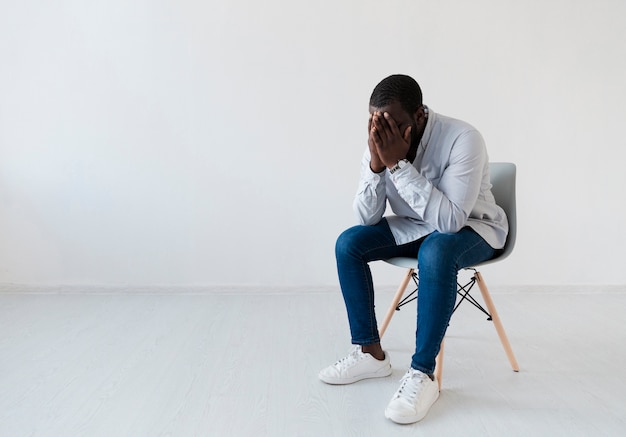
[335,218,496,375]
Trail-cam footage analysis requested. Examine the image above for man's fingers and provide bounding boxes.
[373,112,391,139]
[370,124,382,147]
[368,114,381,147]
[403,125,412,143]
[383,112,402,137]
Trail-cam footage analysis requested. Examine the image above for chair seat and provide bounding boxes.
[385,253,504,270]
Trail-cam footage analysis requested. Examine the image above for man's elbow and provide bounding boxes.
[356,215,379,226]
[436,213,469,234]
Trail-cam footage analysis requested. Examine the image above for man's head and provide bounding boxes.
[369,74,428,151]
[369,74,423,114]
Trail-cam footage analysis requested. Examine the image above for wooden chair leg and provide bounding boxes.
[379,268,414,338]
[474,271,520,372]
[434,339,444,391]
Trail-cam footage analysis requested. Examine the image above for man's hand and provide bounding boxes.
[370,111,412,169]
[368,114,386,173]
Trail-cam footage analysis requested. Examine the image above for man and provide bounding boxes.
[318,74,508,424]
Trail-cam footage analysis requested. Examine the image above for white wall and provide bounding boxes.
[1,0,625,288]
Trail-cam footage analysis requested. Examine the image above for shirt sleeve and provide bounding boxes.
[390,130,487,233]
[353,149,387,226]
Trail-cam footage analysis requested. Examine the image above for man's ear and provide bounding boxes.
[413,106,426,124]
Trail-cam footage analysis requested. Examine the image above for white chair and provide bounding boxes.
[379,162,520,389]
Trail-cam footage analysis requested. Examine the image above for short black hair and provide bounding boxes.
[369,74,423,115]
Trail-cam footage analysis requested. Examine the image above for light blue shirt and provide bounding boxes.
[353,107,508,249]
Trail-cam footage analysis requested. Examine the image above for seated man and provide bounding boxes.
[319,74,508,424]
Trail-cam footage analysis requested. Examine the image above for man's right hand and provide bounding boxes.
[368,114,386,173]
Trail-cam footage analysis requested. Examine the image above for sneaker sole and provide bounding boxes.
[319,364,392,385]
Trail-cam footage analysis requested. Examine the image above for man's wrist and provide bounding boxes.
[369,163,386,173]
[389,159,410,174]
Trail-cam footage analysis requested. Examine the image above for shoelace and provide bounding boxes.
[333,346,363,370]
[393,369,428,402]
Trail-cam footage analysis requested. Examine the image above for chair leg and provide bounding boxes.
[474,271,520,372]
[434,339,444,391]
[379,268,414,338]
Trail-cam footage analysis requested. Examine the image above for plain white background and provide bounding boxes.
[1,0,625,288]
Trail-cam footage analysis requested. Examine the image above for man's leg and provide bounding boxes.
[411,227,496,374]
[385,227,496,424]
[335,219,421,349]
[319,219,422,385]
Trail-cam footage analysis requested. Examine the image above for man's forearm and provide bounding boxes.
[354,153,387,225]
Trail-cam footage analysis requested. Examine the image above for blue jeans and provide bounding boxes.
[335,219,496,375]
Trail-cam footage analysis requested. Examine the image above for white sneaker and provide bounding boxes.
[385,368,439,424]
[319,345,392,385]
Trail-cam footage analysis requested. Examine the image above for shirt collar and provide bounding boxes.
[419,105,434,150]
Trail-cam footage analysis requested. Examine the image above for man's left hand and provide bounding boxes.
[370,112,412,169]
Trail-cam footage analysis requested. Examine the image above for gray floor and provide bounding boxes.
[0,284,625,436]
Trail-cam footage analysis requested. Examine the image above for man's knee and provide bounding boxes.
[335,224,384,260]
[417,232,459,271]
[336,220,394,262]
[335,226,363,260]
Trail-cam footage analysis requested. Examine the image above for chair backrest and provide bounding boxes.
[479,162,516,266]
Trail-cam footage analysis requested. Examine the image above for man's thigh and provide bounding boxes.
[418,227,495,270]
[336,219,425,263]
